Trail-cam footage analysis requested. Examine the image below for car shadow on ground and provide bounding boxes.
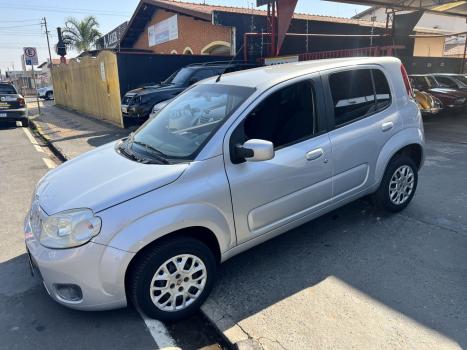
[0,254,158,350]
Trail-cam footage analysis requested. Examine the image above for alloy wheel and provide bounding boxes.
[388,165,415,205]
[149,254,207,312]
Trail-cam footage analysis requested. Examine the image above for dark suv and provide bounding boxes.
[121,62,257,126]
[0,83,28,127]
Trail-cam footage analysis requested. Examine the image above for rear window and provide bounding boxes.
[329,69,391,127]
[0,84,17,94]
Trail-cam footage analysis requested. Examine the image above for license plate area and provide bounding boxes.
[0,113,7,117]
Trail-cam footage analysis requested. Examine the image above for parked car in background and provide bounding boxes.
[431,74,467,91]
[0,83,28,127]
[149,98,172,119]
[410,75,467,110]
[413,89,442,116]
[121,62,258,126]
[37,86,54,100]
[25,57,424,321]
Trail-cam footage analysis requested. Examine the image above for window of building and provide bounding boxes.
[241,80,316,149]
[329,69,391,127]
[183,47,193,55]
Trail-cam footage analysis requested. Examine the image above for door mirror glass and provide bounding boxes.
[236,139,274,162]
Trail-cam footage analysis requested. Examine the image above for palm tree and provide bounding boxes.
[62,16,102,52]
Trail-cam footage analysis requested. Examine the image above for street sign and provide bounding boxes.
[23,47,39,66]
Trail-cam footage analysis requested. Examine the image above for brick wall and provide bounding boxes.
[133,9,232,55]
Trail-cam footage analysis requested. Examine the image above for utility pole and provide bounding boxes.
[41,17,53,66]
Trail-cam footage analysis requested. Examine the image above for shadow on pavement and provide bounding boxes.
[0,254,157,350]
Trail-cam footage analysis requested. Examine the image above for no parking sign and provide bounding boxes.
[23,47,39,66]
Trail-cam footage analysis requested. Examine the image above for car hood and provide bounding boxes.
[36,142,188,214]
[127,84,183,97]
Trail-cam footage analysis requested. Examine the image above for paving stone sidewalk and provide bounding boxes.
[28,101,130,160]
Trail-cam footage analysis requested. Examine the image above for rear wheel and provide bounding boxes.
[45,91,53,100]
[128,237,217,321]
[21,118,29,128]
[373,155,418,212]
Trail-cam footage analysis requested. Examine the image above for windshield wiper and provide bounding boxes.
[131,140,170,164]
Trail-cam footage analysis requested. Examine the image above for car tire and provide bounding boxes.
[45,92,53,100]
[127,237,217,322]
[373,155,418,212]
[21,118,29,128]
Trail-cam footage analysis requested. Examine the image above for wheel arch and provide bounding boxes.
[123,226,221,294]
[375,127,424,185]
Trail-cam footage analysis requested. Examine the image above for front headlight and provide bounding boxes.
[40,208,101,249]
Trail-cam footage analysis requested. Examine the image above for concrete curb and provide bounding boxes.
[201,298,264,350]
[29,117,68,162]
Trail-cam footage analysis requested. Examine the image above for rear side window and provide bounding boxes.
[0,84,17,94]
[329,69,391,127]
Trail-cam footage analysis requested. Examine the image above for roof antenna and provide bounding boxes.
[215,41,246,83]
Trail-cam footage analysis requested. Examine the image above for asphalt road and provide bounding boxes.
[0,123,227,350]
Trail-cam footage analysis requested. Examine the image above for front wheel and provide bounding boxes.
[45,91,53,100]
[127,237,217,321]
[373,155,418,212]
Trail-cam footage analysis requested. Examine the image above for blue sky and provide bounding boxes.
[0,0,368,74]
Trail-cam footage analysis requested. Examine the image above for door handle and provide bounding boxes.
[381,121,394,132]
[306,148,324,161]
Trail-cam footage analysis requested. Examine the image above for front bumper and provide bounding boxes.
[24,213,134,311]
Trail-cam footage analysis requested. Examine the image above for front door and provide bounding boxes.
[223,76,333,244]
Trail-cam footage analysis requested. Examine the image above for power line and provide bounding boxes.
[0,5,129,17]
[0,18,41,23]
[0,23,41,29]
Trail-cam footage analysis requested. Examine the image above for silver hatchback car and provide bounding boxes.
[25,57,424,321]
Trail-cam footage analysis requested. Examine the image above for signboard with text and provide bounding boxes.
[23,47,39,66]
[148,15,178,47]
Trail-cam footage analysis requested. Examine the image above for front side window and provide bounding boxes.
[435,76,458,89]
[329,69,391,127]
[132,84,254,160]
[239,80,316,149]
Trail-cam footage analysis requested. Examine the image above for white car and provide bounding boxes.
[37,86,54,100]
[25,57,424,321]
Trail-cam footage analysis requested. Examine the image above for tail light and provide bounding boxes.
[17,97,25,107]
[400,64,414,97]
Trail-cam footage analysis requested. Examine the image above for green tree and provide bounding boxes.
[62,16,101,52]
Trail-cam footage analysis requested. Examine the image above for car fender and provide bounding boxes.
[106,202,233,255]
[374,127,424,185]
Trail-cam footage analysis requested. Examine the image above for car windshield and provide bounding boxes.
[164,68,194,86]
[132,84,255,160]
[0,84,17,94]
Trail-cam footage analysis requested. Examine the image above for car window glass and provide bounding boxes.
[191,69,216,83]
[0,84,17,94]
[410,76,428,90]
[425,76,437,88]
[373,69,391,111]
[242,80,316,149]
[435,76,456,88]
[329,69,376,126]
[134,84,254,159]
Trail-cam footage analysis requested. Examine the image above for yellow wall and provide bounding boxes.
[52,51,123,127]
[413,36,445,57]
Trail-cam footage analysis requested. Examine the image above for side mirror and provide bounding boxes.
[236,139,274,162]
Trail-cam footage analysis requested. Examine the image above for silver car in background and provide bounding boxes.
[24,57,424,321]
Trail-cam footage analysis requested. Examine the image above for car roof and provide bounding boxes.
[200,56,401,89]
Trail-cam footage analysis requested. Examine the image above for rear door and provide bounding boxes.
[323,67,399,201]
[0,84,20,110]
